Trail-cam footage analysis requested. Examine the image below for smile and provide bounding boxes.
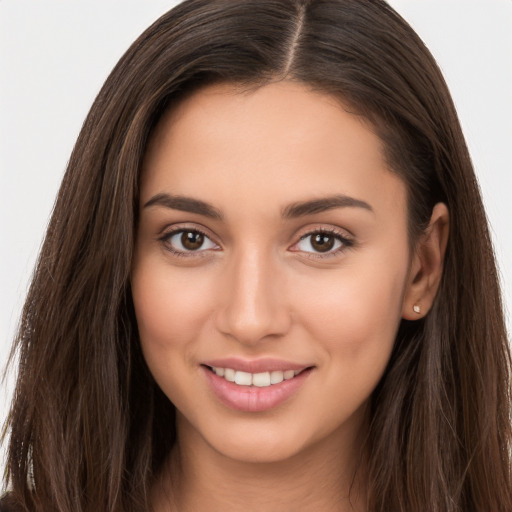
[208,366,303,387]
[202,363,313,412]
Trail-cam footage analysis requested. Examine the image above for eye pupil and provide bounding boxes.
[311,233,335,252]
[181,231,204,250]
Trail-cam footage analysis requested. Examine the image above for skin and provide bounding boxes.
[131,81,449,511]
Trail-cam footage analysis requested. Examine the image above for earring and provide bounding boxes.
[413,304,421,314]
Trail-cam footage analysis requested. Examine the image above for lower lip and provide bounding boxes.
[202,366,312,412]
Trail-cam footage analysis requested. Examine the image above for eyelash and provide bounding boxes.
[158,226,354,259]
[293,228,354,259]
[158,226,218,258]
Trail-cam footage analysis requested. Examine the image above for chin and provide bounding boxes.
[210,432,309,464]
[177,409,314,464]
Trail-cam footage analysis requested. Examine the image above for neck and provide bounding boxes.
[152,414,368,512]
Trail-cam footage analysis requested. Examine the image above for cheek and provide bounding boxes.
[131,259,216,358]
[130,260,222,409]
[297,249,408,361]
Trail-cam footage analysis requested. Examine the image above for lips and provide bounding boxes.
[201,358,313,412]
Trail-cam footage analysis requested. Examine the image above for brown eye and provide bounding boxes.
[181,231,204,250]
[163,229,218,254]
[294,230,351,256]
[310,233,335,252]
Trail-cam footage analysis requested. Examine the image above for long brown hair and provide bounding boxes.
[3,1,511,510]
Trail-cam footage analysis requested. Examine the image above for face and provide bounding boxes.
[132,81,412,464]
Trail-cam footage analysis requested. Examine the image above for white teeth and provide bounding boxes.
[234,371,252,386]
[252,372,271,387]
[224,368,236,382]
[270,370,284,384]
[210,366,305,387]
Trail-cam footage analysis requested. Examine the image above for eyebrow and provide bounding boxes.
[143,192,373,220]
[144,193,223,220]
[282,195,373,218]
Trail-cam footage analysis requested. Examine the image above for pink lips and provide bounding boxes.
[201,358,313,412]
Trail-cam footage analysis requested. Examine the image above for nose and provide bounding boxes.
[215,245,292,345]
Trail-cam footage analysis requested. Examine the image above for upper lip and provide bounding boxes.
[202,357,313,374]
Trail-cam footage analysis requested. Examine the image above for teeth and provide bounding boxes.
[224,368,236,382]
[252,372,271,387]
[270,370,284,385]
[210,366,304,387]
[234,371,252,386]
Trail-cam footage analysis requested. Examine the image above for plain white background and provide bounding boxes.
[1,0,511,470]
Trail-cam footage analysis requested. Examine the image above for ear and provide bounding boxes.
[402,202,449,320]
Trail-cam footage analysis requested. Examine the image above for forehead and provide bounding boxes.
[141,81,407,222]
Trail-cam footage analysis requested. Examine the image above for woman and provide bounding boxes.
[2,0,511,511]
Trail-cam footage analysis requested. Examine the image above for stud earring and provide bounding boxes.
[413,304,421,314]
